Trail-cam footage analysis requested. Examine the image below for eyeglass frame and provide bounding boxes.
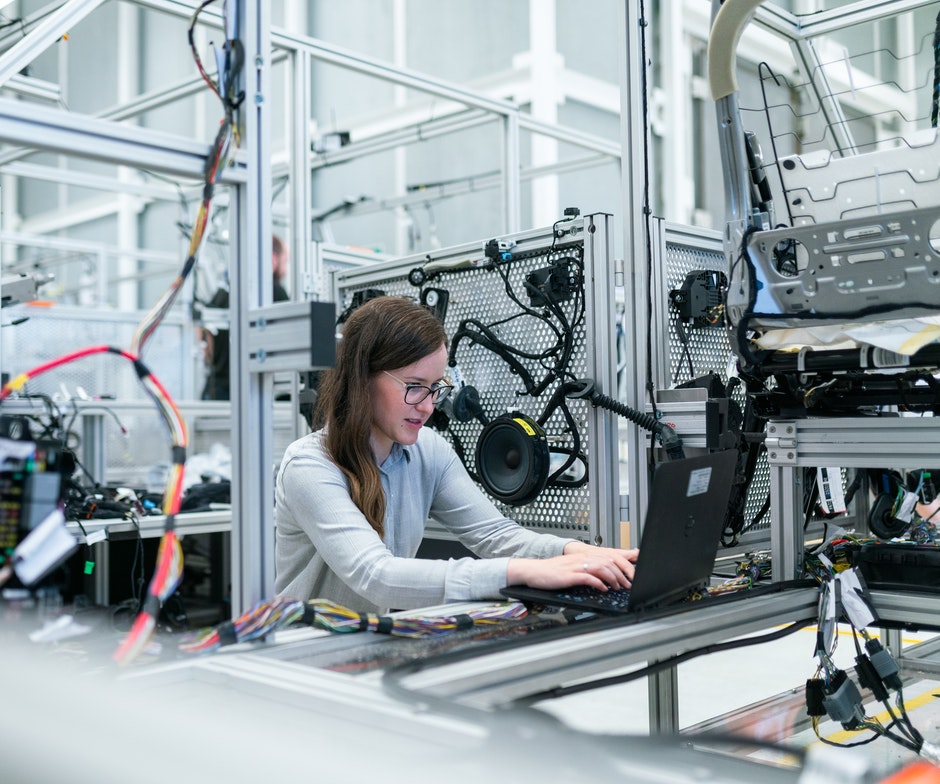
[382,370,454,405]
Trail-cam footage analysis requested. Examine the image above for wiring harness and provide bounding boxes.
[178,598,529,653]
[806,563,940,762]
[0,0,242,666]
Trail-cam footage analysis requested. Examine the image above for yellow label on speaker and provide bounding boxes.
[513,417,535,436]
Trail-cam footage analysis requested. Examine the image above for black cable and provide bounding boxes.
[932,8,940,127]
[671,319,695,385]
[512,617,815,705]
[538,392,584,486]
[447,249,585,404]
[126,516,146,610]
[581,384,684,461]
[638,0,658,476]
[757,61,793,226]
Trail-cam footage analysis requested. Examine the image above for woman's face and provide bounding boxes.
[369,343,448,463]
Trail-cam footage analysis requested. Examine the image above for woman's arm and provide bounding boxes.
[426,431,639,590]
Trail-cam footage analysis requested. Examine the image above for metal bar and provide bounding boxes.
[0,0,107,87]
[310,110,496,169]
[870,588,940,631]
[137,0,621,160]
[97,48,289,123]
[766,416,940,582]
[230,0,275,615]
[748,0,934,40]
[66,510,233,541]
[0,230,179,265]
[309,153,615,221]
[517,114,620,159]
[619,1,652,541]
[138,0,517,115]
[0,95,247,182]
[648,668,679,734]
[0,50,281,170]
[502,113,521,234]
[584,212,620,548]
[246,301,334,374]
[787,0,936,37]
[394,587,820,708]
[3,73,61,102]
[769,462,803,582]
[1,161,183,201]
[766,417,940,468]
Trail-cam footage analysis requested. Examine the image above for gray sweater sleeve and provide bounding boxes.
[274,429,573,612]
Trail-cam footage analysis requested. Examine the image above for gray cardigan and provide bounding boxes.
[274,427,573,613]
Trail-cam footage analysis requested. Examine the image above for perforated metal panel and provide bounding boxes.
[331,215,620,545]
[649,222,773,544]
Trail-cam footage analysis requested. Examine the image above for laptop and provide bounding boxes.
[501,450,738,615]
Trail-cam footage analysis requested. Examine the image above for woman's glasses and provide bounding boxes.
[382,370,454,405]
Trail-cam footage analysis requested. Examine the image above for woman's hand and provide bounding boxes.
[506,543,639,592]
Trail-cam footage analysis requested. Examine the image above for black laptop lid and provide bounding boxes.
[626,449,737,610]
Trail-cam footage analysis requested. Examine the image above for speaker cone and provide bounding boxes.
[475,412,549,506]
[868,493,910,539]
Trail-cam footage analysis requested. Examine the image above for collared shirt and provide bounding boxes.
[274,427,572,613]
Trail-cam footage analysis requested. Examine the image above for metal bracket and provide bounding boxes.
[247,300,336,373]
[765,420,797,466]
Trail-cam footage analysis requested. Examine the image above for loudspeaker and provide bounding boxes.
[475,413,549,506]
[868,493,909,539]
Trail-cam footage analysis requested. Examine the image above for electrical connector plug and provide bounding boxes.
[805,678,827,717]
[854,654,889,702]
[822,670,865,729]
[865,639,903,692]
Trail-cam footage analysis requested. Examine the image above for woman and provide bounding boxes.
[274,295,638,613]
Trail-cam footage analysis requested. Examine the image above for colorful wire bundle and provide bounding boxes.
[178,599,530,654]
[0,346,189,666]
[312,600,530,639]
[178,597,306,654]
[0,0,242,666]
[112,530,185,664]
[131,0,240,358]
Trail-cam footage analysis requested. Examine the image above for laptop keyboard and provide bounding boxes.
[550,586,632,612]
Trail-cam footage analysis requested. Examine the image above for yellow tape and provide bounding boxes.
[513,417,535,436]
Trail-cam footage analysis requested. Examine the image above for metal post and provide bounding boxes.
[648,667,680,734]
[502,113,521,234]
[230,0,275,614]
[618,0,652,535]
[584,213,620,547]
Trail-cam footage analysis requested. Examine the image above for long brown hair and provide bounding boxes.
[315,296,447,538]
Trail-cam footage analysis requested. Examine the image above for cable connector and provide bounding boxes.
[668,269,726,326]
[822,670,864,729]
[854,653,889,703]
[865,639,903,692]
[805,678,827,717]
[483,238,515,263]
